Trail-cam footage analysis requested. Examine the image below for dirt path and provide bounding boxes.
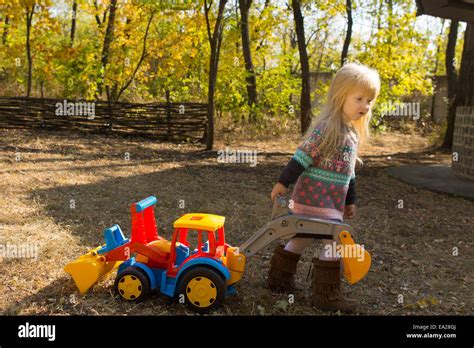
[0,129,472,315]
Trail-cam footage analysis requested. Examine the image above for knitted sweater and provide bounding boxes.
[278,122,358,221]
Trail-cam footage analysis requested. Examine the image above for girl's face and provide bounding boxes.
[342,90,374,123]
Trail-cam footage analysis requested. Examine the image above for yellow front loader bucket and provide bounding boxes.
[339,231,372,285]
[64,246,120,294]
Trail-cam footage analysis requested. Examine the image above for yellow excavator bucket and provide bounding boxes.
[64,246,120,294]
[338,231,371,285]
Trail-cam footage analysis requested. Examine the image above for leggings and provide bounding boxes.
[284,218,342,260]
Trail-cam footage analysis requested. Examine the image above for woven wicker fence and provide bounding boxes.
[0,97,208,143]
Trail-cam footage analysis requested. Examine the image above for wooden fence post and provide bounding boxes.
[166,90,171,140]
[107,101,113,131]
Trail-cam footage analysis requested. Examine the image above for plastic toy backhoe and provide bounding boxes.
[65,195,371,312]
[238,195,371,284]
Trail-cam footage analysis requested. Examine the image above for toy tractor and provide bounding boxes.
[64,196,245,313]
[65,195,371,313]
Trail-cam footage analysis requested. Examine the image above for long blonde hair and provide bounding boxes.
[303,63,381,163]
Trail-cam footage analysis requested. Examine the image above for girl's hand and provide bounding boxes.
[271,182,287,201]
[344,204,356,219]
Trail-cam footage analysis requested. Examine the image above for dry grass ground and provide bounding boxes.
[0,126,472,316]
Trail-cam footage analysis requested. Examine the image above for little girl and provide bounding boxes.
[268,63,380,313]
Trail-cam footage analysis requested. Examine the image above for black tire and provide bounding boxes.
[178,266,226,314]
[114,267,150,303]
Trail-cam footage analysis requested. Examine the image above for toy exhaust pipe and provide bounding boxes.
[64,246,120,294]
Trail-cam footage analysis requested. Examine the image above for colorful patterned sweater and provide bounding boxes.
[278,122,358,221]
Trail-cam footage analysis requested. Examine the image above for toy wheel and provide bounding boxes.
[178,267,226,314]
[114,267,150,302]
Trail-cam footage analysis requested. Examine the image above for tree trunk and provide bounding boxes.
[432,20,446,77]
[312,29,329,95]
[94,0,104,27]
[387,0,393,58]
[70,0,77,45]
[292,0,312,134]
[341,0,352,66]
[99,0,118,100]
[235,0,240,54]
[2,15,9,45]
[204,0,228,150]
[25,5,35,97]
[456,23,474,107]
[442,20,460,149]
[430,19,445,121]
[238,0,258,122]
[290,29,297,49]
[317,30,329,74]
[377,0,383,30]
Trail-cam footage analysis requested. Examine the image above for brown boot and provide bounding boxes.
[311,259,357,313]
[267,245,305,292]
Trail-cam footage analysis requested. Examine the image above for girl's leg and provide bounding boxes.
[284,238,313,255]
[268,239,307,291]
[311,238,356,312]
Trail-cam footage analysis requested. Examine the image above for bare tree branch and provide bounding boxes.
[204,0,213,44]
[116,11,156,100]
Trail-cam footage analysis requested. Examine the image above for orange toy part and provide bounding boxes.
[338,231,371,284]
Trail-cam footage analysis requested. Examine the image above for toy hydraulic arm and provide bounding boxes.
[239,196,352,257]
[237,196,371,284]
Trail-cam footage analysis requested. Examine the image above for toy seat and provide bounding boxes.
[98,224,129,255]
[135,240,183,265]
[175,244,190,266]
[147,239,175,254]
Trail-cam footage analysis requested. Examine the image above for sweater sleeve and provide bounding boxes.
[345,177,356,205]
[278,127,324,188]
[278,158,305,188]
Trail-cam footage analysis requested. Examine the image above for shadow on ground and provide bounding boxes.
[3,139,472,315]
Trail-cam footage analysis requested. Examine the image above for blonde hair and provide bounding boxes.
[303,63,381,163]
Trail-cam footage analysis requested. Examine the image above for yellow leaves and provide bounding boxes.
[19,0,36,8]
[173,51,183,62]
[405,296,439,310]
[273,299,289,312]
[188,47,198,59]
[317,0,344,12]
